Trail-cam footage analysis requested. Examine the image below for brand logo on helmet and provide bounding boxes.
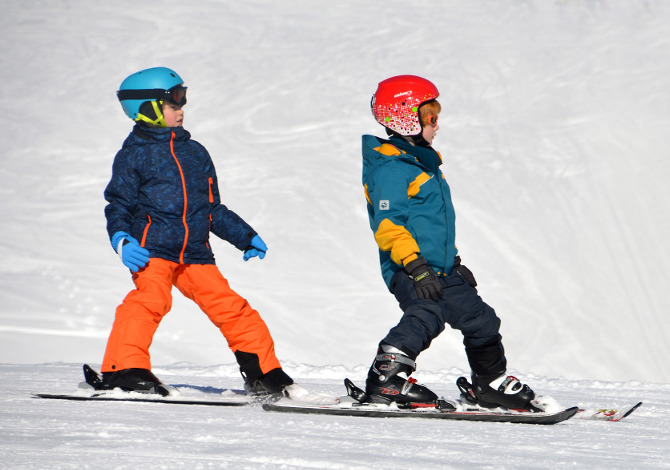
[394,91,412,98]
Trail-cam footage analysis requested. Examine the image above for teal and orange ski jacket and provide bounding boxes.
[362,134,458,288]
[104,125,256,265]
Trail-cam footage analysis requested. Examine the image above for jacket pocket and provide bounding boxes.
[208,177,214,203]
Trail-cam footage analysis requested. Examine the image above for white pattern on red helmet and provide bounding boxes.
[371,75,439,136]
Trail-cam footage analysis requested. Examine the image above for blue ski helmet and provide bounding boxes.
[117,67,185,123]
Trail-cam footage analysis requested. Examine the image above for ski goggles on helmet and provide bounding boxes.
[117,84,188,107]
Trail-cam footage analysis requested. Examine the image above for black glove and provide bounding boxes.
[405,256,443,301]
[453,256,478,289]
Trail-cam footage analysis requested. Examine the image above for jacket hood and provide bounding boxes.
[362,134,414,181]
[362,134,442,182]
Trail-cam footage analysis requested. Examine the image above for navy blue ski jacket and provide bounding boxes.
[104,124,256,265]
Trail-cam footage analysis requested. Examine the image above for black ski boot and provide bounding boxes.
[471,373,536,410]
[365,345,437,406]
[243,368,294,399]
[101,368,172,397]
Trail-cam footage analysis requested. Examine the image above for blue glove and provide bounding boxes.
[111,231,150,272]
[243,235,267,261]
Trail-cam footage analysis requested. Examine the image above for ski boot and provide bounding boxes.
[470,373,536,410]
[101,368,173,396]
[242,368,294,401]
[365,345,438,406]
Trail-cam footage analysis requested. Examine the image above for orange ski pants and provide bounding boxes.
[101,258,281,376]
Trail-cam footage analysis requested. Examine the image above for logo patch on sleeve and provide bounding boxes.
[379,200,390,210]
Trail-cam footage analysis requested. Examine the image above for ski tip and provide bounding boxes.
[576,401,643,422]
[621,401,643,419]
[565,406,580,417]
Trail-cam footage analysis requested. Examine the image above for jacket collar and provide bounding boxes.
[389,136,442,173]
[129,124,191,144]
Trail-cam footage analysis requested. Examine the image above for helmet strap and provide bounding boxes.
[135,100,167,127]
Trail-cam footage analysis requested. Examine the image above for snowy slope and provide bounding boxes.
[3,363,669,469]
[2,0,670,467]
[1,0,669,387]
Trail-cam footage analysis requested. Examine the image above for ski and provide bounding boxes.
[575,402,643,422]
[263,400,578,425]
[264,378,642,425]
[33,364,251,407]
[33,392,249,406]
[262,378,578,425]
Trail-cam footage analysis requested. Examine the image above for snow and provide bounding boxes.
[3,363,670,469]
[1,0,669,468]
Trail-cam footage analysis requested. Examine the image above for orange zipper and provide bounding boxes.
[170,132,189,264]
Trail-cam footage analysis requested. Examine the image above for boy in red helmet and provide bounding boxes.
[362,75,537,410]
[101,66,327,401]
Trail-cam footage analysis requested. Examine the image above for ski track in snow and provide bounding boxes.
[1,0,670,467]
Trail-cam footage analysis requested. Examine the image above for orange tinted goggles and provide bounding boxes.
[423,115,439,127]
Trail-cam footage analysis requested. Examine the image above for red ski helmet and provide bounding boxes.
[371,75,439,136]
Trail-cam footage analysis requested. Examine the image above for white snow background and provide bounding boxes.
[1,0,669,468]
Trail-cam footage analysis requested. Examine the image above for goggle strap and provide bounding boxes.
[118,88,166,102]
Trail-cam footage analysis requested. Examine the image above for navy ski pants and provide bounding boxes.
[383,268,507,377]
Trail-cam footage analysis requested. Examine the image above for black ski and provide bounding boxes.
[262,401,578,424]
[33,392,249,406]
[33,364,250,407]
[262,378,578,425]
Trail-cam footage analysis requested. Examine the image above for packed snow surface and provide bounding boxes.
[1,0,669,467]
[3,363,669,469]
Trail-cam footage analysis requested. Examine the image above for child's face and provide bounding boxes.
[421,114,439,145]
[162,102,184,127]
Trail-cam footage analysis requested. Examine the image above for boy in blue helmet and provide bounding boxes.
[101,66,317,400]
[362,75,538,410]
